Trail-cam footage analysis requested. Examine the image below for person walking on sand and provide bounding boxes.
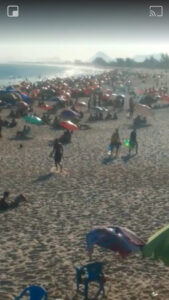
[110,128,121,158]
[129,128,138,155]
[51,138,64,172]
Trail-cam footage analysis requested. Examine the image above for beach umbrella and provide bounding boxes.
[102,107,108,112]
[23,115,43,125]
[75,102,87,112]
[20,93,31,104]
[117,94,125,99]
[1,95,17,107]
[64,92,71,99]
[12,92,23,101]
[92,106,104,112]
[83,88,92,96]
[60,109,80,119]
[18,101,29,109]
[6,86,15,92]
[111,93,117,98]
[137,89,144,94]
[102,93,111,100]
[143,225,169,266]
[162,95,169,102]
[59,120,78,131]
[86,226,145,259]
[50,97,62,102]
[135,103,152,116]
[92,106,108,112]
[51,97,67,103]
[76,101,87,108]
[39,104,52,111]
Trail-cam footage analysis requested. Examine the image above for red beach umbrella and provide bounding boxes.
[39,104,52,111]
[162,95,169,102]
[60,120,78,131]
[86,226,145,259]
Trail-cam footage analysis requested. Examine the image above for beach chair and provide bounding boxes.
[76,262,105,299]
[14,285,47,300]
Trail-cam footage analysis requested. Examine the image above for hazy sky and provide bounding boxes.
[0,0,169,62]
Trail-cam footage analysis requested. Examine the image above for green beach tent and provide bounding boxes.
[143,224,169,266]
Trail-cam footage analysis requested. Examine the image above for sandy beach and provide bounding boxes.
[1,70,169,300]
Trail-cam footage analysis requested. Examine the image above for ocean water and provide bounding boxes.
[0,63,102,87]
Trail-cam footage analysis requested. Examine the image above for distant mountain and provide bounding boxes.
[89,52,113,63]
[133,54,162,62]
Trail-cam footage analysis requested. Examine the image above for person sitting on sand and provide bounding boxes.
[8,109,16,118]
[105,111,112,120]
[129,128,138,155]
[8,118,17,128]
[99,111,103,120]
[110,128,121,158]
[0,191,26,211]
[133,115,147,127]
[88,114,95,122]
[16,125,31,138]
[112,112,118,120]
[79,111,84,119]
[0,191,9,209]
[38,99,44,107]
[51,138,64,172]
[42,113,50,125]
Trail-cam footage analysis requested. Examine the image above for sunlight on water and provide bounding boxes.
[0,63,104,88]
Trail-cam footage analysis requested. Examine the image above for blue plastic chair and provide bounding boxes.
[76,262,104,299]
[14,285,47,300]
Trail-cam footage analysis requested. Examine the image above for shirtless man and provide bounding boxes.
[110,128,121,158]
[51,138,64,172]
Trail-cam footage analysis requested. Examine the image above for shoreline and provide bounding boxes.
[0,63,106,88]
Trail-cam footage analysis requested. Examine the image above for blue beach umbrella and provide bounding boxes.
[20,93,31,104]
[60,109,80,119]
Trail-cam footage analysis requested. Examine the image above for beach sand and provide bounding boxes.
[1,86,169,299]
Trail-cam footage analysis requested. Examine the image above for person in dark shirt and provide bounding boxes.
[129,129,138,155]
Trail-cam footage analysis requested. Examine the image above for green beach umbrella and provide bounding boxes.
[23,115,43,125]
[143,225,169,266]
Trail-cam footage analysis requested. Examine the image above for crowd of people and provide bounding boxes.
[0,68,166,200]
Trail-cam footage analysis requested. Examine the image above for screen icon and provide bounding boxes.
[7,5,19,17]
[149,6,163,17]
